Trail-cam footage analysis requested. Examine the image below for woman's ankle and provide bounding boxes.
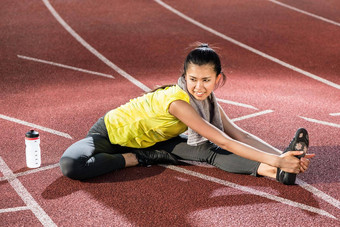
[257,163,277,178]
[122,153,139,167]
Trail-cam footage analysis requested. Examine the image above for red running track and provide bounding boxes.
[0,0,339,226]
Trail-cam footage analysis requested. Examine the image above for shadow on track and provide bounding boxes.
[41,161,330,226]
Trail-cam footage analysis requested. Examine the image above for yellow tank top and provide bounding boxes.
[104,85,190,148]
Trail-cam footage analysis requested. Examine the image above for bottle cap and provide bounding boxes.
[25,129,39,138]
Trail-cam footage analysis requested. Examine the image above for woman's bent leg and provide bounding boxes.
[60,135,126,180]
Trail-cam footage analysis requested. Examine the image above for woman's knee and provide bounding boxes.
[59,157,83,180]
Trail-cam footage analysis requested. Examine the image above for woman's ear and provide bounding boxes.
[214,74,222,90]
[216,74,222,84]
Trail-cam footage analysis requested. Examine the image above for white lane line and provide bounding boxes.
[330,113,340,116]
[163,165,336,219]
[42,0,265,110]
[14,163,60,178]
[0,206,30,214]
[269,0,340,27]
[42,0,151,92]
[0,156,57,226]
[154,0,340,90]
[299,116,340,128]
[296,178,340,209]
[17,55,114,79]
[0,114,73,139]
[231,110,274,122]
[217,98,258,110]
[177,161,340,211]
[0,163,60,182]
[41,0,271,113]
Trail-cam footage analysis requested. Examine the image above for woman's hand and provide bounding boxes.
[278,151,304,173]
[300,153,315,173]
[278,151,315,173]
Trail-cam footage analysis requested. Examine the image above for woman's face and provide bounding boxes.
[185,63,220,100]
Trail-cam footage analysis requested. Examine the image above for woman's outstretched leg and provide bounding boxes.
[153,137,261,176]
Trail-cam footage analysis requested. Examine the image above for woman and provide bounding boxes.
[60,43,314,185]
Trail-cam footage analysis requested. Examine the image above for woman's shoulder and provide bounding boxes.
[157,85,189,102]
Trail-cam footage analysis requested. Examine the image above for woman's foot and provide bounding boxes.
[132,149,179,166]
[276,128,309,185]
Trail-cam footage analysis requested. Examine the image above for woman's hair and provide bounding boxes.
[182,43,226,88]
[150,43,226,92]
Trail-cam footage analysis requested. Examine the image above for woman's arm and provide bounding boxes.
[218,106,314,172]
[218,105,282,155]
[169,100,302,173]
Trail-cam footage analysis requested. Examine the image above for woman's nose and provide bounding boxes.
[196,81,203,89]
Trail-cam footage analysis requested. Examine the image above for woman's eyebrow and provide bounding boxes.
[188,75,212,79]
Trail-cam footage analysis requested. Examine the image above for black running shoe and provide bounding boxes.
[133,149,179,166]
[276,128,309,185]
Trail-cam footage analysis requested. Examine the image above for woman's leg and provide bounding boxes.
[154,135,312,184]
[153,137,261,176]
[60,134,129,180]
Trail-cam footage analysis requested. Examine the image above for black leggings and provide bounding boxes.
[60,117,260,180]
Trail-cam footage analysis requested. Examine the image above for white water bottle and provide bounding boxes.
[25,129,41,168]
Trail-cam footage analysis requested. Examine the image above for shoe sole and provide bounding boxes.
[279,128,309,185]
